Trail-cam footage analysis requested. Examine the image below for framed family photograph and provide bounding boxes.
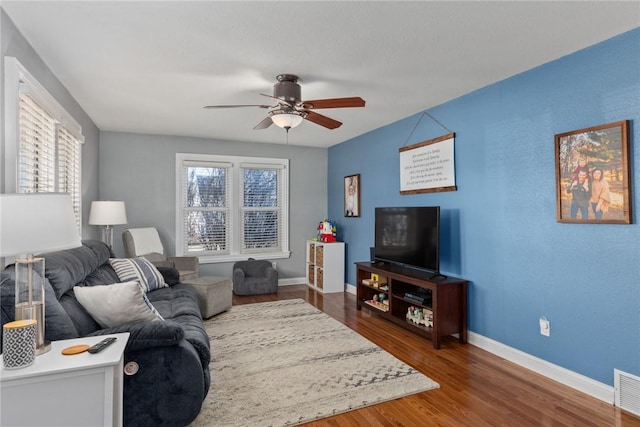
[344,174,360,217]
[555,120,631,224]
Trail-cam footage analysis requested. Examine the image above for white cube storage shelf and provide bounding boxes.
[305,240,345,293]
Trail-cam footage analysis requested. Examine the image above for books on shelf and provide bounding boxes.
[362,274,388,287]
[362,279,389,290]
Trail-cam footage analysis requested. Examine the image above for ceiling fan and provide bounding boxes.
[203,74,365,131]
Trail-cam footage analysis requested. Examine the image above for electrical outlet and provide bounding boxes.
[539,317,550,337]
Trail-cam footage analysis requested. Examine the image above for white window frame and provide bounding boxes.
[4,57,84,229]
[176,153,290,263]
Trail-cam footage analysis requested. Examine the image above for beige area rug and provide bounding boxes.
[190,299,439,427]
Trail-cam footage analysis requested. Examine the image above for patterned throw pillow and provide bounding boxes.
[109,257,167,292]
[74,281,164,328]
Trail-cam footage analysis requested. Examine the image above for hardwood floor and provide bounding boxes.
[232,285,640,426]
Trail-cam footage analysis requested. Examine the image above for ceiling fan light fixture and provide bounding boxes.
[270,110,305,129]
[205,74,365,131]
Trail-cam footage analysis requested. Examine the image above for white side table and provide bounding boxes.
[1,332,129,427]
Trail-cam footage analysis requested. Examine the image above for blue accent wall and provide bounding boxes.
[328,28,640,385]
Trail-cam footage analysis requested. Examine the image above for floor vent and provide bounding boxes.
[615,369,640,416]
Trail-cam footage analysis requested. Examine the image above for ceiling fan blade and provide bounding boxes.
[203,104,272,109]
[301,97,365,109]
[304,111,342,129]
[253,116,273,130]
[259,93,294,107]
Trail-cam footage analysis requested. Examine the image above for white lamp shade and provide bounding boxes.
[88,201,127,226]
[270,111,304,129]
[0,193,82,257]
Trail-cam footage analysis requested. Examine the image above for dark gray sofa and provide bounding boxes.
[0,240,210,427]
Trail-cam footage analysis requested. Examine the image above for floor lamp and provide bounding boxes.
[0,193,81,355]
[88,201,127,249]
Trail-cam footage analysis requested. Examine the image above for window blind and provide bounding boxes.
[17,92,83,229]
[240,166,283,253]
[182,163,231,254]
[18,93,57,193]
[57,126,82,229]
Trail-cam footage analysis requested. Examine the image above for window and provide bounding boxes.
[4,57,84,229]
[176,153,290,263]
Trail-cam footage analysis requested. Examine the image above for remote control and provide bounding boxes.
[88,337,117,354]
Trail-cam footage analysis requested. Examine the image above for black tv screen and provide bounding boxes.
[374,206,440,273]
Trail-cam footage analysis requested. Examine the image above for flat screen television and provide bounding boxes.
[374,206,440,274]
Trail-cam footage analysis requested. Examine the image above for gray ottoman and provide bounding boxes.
[182,276,232,319]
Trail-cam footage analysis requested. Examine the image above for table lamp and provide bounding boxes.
[0,193,82,355]
[88,201,127,249]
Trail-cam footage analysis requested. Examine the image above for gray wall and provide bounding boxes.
[1,9,101,239]
[99,131,328,279]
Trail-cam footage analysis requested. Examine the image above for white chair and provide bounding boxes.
[122,227,199,281]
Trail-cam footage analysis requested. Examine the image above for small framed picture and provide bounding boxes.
[344,174,360,217]
[555,120,631,224]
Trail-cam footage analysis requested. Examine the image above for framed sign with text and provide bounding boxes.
[399,133,456,195]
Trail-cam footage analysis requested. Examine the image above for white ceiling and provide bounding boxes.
[3,1,639,148]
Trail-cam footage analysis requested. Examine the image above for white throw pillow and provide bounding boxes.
[74,281,164,328]
[109,257,167,292]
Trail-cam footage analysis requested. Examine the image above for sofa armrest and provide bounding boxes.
[88,320,184,352]
[266,266,278,282]
[123,340,207,426]
[233,268,245,284]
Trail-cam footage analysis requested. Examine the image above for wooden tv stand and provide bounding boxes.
[356,262,468,349]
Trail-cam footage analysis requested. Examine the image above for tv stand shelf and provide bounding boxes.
[356,262,468,349]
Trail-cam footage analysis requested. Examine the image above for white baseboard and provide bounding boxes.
[468,331,614,404]
[278,277,306,286]
[280,280,357,294]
